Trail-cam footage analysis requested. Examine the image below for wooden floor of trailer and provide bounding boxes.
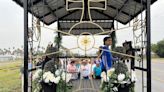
[70,79,101,92]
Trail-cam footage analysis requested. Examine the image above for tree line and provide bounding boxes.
[151,39,164,58]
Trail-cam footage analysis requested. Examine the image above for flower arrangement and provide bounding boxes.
[100,62,137,92]
[42,71,61,84]
[32,68,72,92]
[32,69,43,92]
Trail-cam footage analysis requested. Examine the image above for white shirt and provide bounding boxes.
[80,64,90,77]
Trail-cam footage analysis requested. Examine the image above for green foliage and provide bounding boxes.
[54,34,62,47]
[113,62,128,75]
[100,62,135,92]
[44,60,58,74]
[101,82,111,92]
[56,80,72,92]
[113,46,125,59]
[156,40,164,57]
[130,82,135,92]
[152,39,164,57]
[32,70,43,92]
[151,44,157,52]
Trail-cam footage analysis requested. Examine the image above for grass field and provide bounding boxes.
[0,59,22,92]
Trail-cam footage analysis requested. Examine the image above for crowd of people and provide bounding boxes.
[66,36,118,80]
[33,36,118,80]
[66,58,102,80]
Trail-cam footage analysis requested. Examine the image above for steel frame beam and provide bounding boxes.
[58,10,79,20]
[23,0,28,92]
[48,10,78,25]
[39,1,76,20]
[146,0,151,92]
[39,6,64,19]
[59,19,113,21]
[43,0,57,19]
[94,9,113,20]
[29,0,41,7]
[114,0,129,19]
[57,56,97,58]
[134,66,147,71]
[60,27,112,30]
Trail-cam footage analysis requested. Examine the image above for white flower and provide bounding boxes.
[43,71,56,83]
[120,81,127,84]
[49,74,55,83]
[55,69,61,76]
[61,72,66,80]
[113,87,118,92]
[34,89,38,92]
[107,68,115,76]
[33,69,42,80]
[101,72,106,78]
[101,72,109,82]
[43,71,51,79]
[114,80,117,83]
[66,74,72,82]
[111,68,115,72]
[44,78,49,83]
[131,70,137,82]
[117,73,125,82]
[53,76,61,84]
[62,72,72,83]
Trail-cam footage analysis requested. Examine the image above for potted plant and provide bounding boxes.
[32,68,72,92]
[32,69,43,92]
[100,62,137,92]
[32,68,60,92]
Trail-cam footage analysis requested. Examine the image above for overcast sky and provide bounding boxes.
[0,0,164,53]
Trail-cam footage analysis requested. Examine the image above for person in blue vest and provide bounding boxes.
[99,36,118,72]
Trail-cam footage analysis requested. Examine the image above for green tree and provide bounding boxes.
[151,44,157,53]
[156,39,164,57]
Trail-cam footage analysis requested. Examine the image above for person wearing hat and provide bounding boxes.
[67,59,78,79]
[80,59,90,79]
[67,59,77,72]
[93,61,102,79]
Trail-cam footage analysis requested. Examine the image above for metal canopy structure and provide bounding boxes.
[13,0,156,35]
[12,0,158,92]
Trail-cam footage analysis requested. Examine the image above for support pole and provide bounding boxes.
[84,0,88,20]
[57,21,61,63]
[146,0,151,92]
[131,49,135,70]
[23,0,29,92]
[111,22,116,49]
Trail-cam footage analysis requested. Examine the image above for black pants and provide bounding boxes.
[78,73,80,79]
[83,76,89,79]
[95,75,101,79]
[102,68,107,72]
